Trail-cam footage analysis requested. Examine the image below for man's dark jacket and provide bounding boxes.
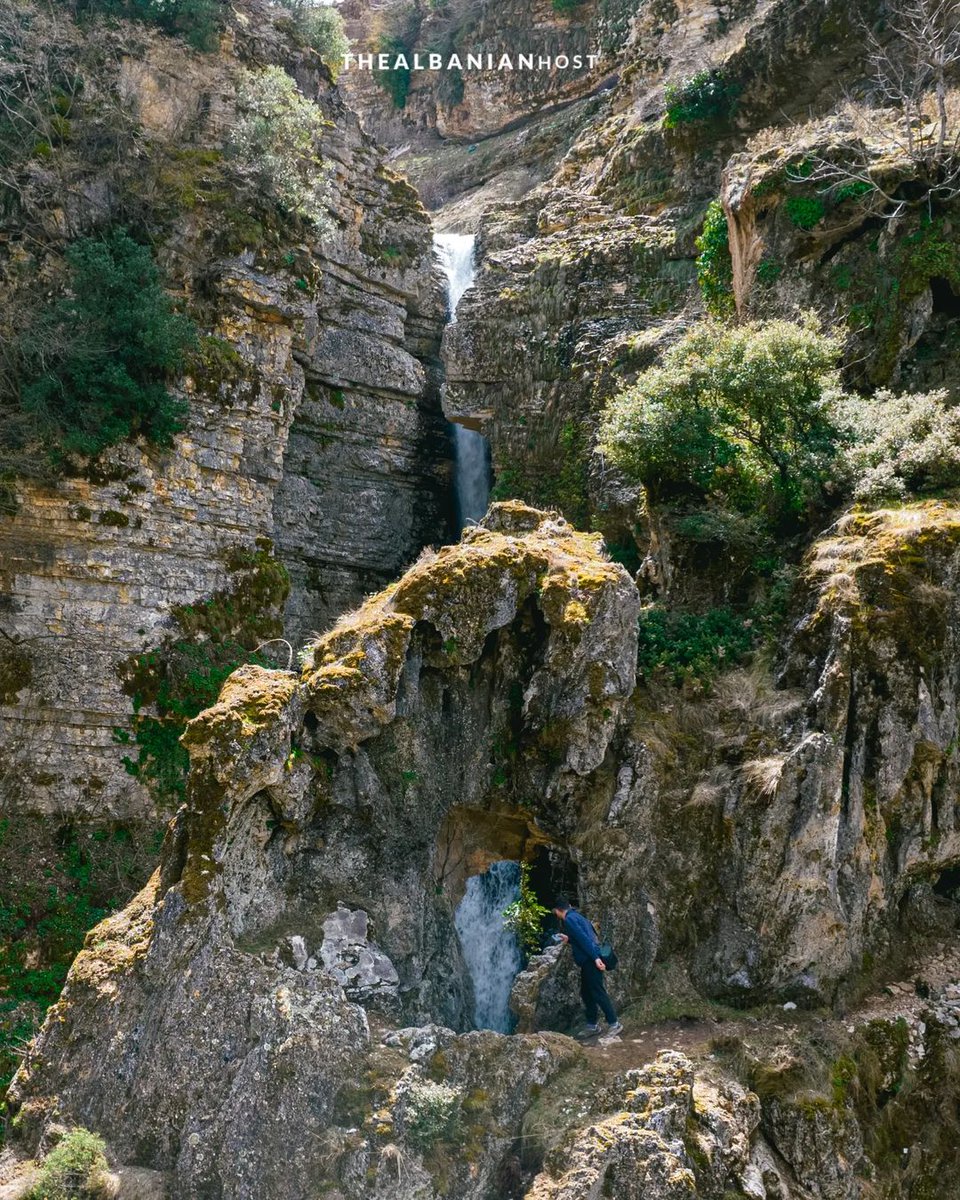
[562,909,602,967]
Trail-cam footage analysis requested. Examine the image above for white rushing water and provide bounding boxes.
[434,232,492,530]
[454,860,522,1032]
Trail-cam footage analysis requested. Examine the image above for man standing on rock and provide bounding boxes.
[552,896,623,1038]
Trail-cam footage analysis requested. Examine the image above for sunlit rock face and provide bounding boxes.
[0,0,452,819]
[6,503,638,1194]
[10,502,960,1197]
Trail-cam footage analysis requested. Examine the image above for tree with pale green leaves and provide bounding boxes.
[598,316,846,528]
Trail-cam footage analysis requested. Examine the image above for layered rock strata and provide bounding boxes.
[0,2,451,817]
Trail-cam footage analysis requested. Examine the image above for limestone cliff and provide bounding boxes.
[337,0,624,146]
[5,1,960,1198]
[0,0,452,819]
[6,503,639,1195]
[432,0,960,561]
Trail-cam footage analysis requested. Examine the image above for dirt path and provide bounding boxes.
[579,934,960,1077]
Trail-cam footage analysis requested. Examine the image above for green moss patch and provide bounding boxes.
[115,547,290,807]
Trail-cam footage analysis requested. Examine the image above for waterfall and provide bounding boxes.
[454,860,522,1032]
[435,232,492,530]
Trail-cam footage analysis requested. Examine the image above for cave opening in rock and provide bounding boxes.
[434,807,578,1033]
[930,276,960,317]
[527,842,579,921]
[933,863,960,899]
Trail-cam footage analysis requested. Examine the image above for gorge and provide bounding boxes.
[3,1,960,1199]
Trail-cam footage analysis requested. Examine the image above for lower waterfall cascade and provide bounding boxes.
[453,860,523,1033]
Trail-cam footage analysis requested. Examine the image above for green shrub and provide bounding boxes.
[13,229,195,469]
[82,0,224,51]
[598,316,845,528]
[278,1,350,76]
[785,194,825,230]
[502,862,549,954]
[695,199,734,316]
[834,180,873,204]
[552,0,582,12]
[373,35,413,108]
[228,67,333,230]
[116,549,290,807]
[1,820,161,1096]
[636,605,757,685]
[24,1127,110,1200]
[664,70,738,127]
[403,1081,463,1152]
[839,388,960,502]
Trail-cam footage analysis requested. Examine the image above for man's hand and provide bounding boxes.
[595,957,606,971]
[558,934,569,944]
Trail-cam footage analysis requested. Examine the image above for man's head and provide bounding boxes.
[552,895,571,919]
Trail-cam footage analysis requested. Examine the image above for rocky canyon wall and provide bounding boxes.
[0,1,452,819]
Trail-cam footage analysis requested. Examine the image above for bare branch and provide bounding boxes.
[796,0,960,214]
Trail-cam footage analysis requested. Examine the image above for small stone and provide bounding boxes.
[783,1001,797,1011]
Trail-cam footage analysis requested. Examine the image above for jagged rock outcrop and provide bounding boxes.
[6,503,638,1195]
[436,0,906,544]
[7,502,960,1196]
[525,1051,779,1200]
[721,119,960,392]
[0,0,451,818]
[574,502,960,1006]
[338,0,626,148]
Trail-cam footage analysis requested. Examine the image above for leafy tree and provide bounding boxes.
[228,66,333,230]
[12,228,195,468]
[839,387,960,502]
[598,316,845,527]
[373,35,413,108]
[278,0,350,76]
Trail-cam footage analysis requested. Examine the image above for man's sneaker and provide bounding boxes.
[605,1021,624,1036]
[576,1023,601,1040]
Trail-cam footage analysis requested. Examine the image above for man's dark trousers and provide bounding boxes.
[580,958,616,1025]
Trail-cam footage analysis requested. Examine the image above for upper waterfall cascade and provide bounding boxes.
[435,232,492,531]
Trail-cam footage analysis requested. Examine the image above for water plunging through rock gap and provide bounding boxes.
[453,860,522,1033]
[435,232,492,530]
